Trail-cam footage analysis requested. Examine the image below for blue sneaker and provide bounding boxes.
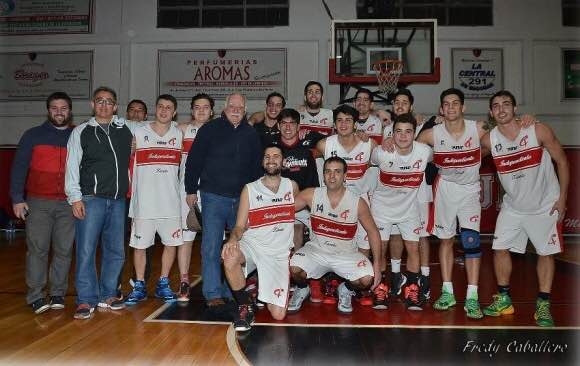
[155,277,177,302]
[125,280,147,305]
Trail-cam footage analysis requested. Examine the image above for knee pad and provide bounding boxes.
[460,228,481,259]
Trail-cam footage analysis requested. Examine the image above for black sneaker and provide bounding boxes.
[419,274,431,301]
[49,296,65,309]
[233,304,255,332]
[31,298,50,314]
[389,272,407,297]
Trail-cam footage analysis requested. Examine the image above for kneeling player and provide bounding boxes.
[222,145,299,331]
[287,157,381,314]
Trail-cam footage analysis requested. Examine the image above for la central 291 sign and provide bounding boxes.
[452,48,503,99]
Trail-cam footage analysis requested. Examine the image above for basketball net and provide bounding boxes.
[373,59,404,95]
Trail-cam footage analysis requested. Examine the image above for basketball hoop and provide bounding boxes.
[372,59,404,95]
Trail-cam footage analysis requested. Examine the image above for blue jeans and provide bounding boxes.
[75,196,126,306]
[200,191,238,301]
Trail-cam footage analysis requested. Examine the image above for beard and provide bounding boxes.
[48,112,73,127]
[305,99,322,110]
[264,167,282,176]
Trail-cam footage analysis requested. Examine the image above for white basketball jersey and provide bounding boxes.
[310,187,359,254]
[490,125,560,215]
[324,135,373,196]
[300,108,334,136]
[371,142,432,221]
[432,120,481,185]
[356,114,383,145]
[130,122,182,219]
[382,123,393,140]
[243,177,295,255]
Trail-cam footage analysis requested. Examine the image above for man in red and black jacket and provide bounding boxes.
[10,92,75,315]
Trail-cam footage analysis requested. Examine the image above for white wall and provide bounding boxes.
[1,0,579,144]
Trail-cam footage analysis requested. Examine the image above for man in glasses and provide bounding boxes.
[65,86,133,320]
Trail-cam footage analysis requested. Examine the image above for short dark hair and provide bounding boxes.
[277,108,300,124]
[191,93,215,110]
[440,88,465,106]
[333,104,359,123]
[156,94,177,110]
[489,90,517,109]
[393,112,417,132]
[126,99,147,114]
[323,156,347,173]
[46,92,72,110]
[392,88,414,105]
[304,80,324,96]
[266,92,286,107]
[354,88,373,100]
[93,86,117,102]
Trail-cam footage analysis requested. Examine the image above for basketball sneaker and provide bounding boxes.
[404,283,424,311]
[534,299,554,327]
[389,272,407,297]
[155,277,177,302]
[372,283,389,310]
[177,281,190,303]
[125,280,147,305]
[287,286,310,313]
[337,282,355,314]
[309,279,323,303]
[419,274,431,301]
[483,293,514,317]
[323,279,340,304]
[233,304,255,332]
[433,291,456,311]
[464,297,484,319]
[31,298,50,314]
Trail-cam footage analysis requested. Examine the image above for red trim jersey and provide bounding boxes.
[371,141,432,221]
[432,120,481,185]
[180,123,201,227]
[242,177,295,255]
[490,125,559,215]
[300,108,334,136]
[129,122,182,219]
[309,187,359,254]
[356,114,383,145]
[324,135,373,196]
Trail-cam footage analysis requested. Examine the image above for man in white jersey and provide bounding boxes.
[176,93,215,302]
[287,157,382,314]
[353,88,384,145]
[315,104,377,305]
[480,90,569,327]
[300,81,334,136]
[416,88,488,319]
[370,112,432,311]
[377,89,438,307]
[222,145,299,331]
[125,94,183,305]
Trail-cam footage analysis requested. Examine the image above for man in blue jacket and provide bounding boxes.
[185,92,262,307]
[10,92,75,314]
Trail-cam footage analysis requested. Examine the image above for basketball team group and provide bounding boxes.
[10,81,569,331]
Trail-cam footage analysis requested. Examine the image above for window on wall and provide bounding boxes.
[563,0,580,26]
[157,0,289,28]
[356,0,493,26]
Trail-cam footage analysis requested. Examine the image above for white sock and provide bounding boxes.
[421,266,430,276]
[391,259,401,273]
[442,282,453,294]
[467,285,478,299]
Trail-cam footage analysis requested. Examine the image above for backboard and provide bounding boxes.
[329,19,439,103]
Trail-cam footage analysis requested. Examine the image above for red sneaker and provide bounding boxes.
[322,279,339,304]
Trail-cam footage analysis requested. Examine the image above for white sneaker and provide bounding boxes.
[287,286,310,313]
[337,282,355,314]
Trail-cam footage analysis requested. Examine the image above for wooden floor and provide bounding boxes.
[0,232,578,365]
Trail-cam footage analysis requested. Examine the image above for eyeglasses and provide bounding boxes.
[94,98,116,106]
